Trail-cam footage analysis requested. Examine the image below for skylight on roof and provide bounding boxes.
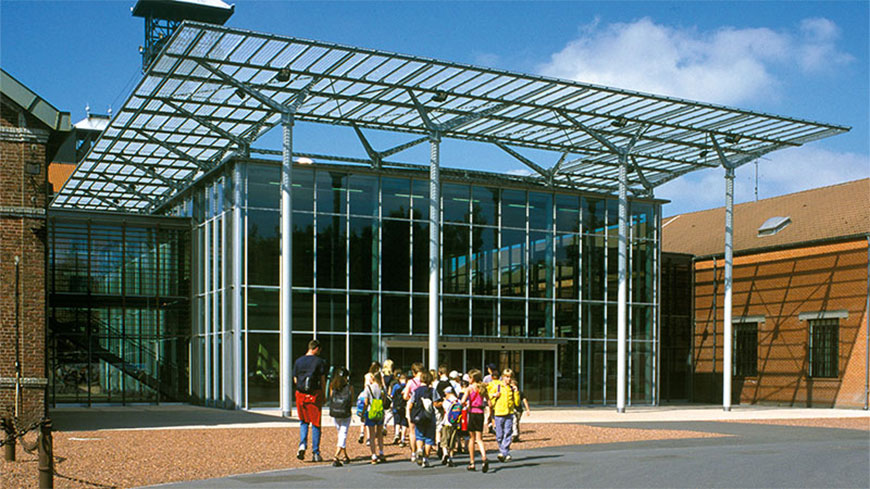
[758,216,791,236]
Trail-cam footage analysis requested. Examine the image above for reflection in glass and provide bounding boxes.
[316,171,347,214]
[410,179,429,220]
[442,297,470,335]
[293,212,314,287]
[443,183,470,223]
[582,235,604,301]
[529,231,552,299]
[381,220,410,292]
[247,163,280,209]
[247,210,279,286]
[443,224,469,294]
[555,194,580,233]
[382,177,411,219]
[501,189,526,229]
[412,221,430,293]
[500,229,526,297]
[316,215,346,289]
[247,332,279,406]
[349,294,376,333]
[528,192,552,230]
[582,197,606,234]
[528,300,552,337]
[471,186,498,226]
[292,167,315,212]
[348,174,377,217]
[381,295,410,334]
[316,293,346,332]
[500,300,524,337]
[247,288,278,331]
[555,234,579,299]
[471,226,497,296]
[349,217,376,291]
[472,299,497,336]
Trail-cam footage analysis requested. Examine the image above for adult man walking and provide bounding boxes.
[294,339,327,462]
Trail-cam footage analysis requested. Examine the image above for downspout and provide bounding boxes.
[14,256,21,419]
[864,235,869,411]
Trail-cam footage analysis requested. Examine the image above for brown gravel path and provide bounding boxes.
[2,423,722,489]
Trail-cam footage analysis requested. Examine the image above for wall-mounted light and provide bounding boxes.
[725,134,741,144]
[275,67,292,83]
[699,149,708,158]
[611,117,627,128]
[295,157,314,165]
[234,88,247,100]
[432,91,448,103]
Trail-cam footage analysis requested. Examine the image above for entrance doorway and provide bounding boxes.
[384,341,557,405]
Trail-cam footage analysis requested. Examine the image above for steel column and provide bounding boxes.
[280,112,294,417]
[428,133,441,370]
[233,163,243,408]
[616,152,628,413]
[723,167,735,411]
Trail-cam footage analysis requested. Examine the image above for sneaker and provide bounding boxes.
[312,453,323,463]
[366,439,371,446]
[422,458,431,468]
[437,447,443,459]
[358,434,364,444]
[504,454,512,462]
[512,436,519,443]
[497,454,505,462]
[378,454,386,463]
[393,436,400,445]
[332,460,342,467]
[482,460,489,473]
[371,455,379,465]
[399,440,406,448]
[296,448,305,461]
[415,450,423,466]
[441,454,449,465]
[447,457,455,468]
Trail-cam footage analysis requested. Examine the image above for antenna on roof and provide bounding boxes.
[132,0,235,72]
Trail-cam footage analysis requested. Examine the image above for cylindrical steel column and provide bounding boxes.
[280,112,294,418]
[233,162,244,409]
[616,153,628,413]
[428,133,441,370]
[723,167,735,412]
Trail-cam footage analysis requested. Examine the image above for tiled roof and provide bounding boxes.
[662,178,869,257]
[48,163,76,194]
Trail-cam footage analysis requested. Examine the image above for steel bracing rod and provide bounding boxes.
[195,60,286,114]
[160,99,249,149]
[380,136,430,158]
[438,101,513,133]
[629,156,655,194]
[492,142,551,180]
[351,123,382,168]
[104,154,183,190]
[558,110,623,154]
[407,90,437,133]
[232,77,319,144]
[132,128,210,171]
[80,188,125,211]
[90,173,158,206]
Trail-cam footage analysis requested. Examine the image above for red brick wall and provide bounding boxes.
[0,95,48,424]
[692,240,869,408]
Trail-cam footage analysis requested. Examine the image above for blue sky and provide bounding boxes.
[2,1,867,215]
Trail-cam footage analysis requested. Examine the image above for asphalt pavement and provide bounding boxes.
[142,420,870,488]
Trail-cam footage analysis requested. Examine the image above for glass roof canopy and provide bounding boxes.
[52,22,849,213]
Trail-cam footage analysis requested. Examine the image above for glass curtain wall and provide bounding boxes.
[183,160,658,408]
[205,161,660,408]
[48,212,190,405]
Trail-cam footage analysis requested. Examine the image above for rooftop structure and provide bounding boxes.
[52,22,848,213]
[662,178,869,257]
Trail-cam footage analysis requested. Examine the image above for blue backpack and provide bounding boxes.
[447,400,462,426]
[355,392,366,418]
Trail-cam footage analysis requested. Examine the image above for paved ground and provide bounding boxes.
[143,420,869,489]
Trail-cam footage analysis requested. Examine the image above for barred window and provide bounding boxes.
[735,323,758,377]
[809,318,839,378]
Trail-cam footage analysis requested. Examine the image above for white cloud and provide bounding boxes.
[506,168,534,177]
[539,17,853,105]
[658,145,869,216]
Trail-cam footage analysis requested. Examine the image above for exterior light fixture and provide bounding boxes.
[295,157,314,165]
[234,88,247,100]
[699,149,708,158]
[611,117,627,128]
[432,91,448,103]
[725,134,741,144]
[275,67,292,82]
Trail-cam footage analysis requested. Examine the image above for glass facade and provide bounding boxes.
[181,159,660,408]
[47,211,191,405]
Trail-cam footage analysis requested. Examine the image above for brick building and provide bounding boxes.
[1,69,70,424]
[663,179,869,408]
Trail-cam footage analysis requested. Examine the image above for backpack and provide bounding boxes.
[366,385,385,422]
[410,386,435,426]
[390,383,406,413]
[297,372,315,393]
[382,381,393,411]
[446,400,462,426]
[329,384,352,418]
[356,392,366,418]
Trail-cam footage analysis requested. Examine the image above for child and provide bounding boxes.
[390,373,409,446]
[511,378,530,442]
[439,386,460,467]
[487,368,519,463]
[328,367,353,466]
[403,362,424,462]
[363,364,386,464]
[409,370,441,468]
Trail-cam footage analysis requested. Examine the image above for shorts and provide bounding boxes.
[415,424,436,446]
[467,412,484,433]
[440,424,459,451]
[363,412,384,427]
[393,410,408,427]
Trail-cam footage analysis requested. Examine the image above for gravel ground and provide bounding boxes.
[2,423,721,489]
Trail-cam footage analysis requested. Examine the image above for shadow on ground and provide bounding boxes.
[49,405,294,431]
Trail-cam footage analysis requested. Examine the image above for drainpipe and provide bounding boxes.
[864,235,869,411]
[14,256,21,419]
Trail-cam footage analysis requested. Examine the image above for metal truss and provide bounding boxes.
[52,21,849,212]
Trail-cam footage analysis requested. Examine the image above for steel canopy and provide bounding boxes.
[52,21,849,212]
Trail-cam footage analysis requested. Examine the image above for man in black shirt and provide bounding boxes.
[294,339,327,462]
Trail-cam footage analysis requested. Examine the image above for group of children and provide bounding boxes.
[327,360,530,471]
